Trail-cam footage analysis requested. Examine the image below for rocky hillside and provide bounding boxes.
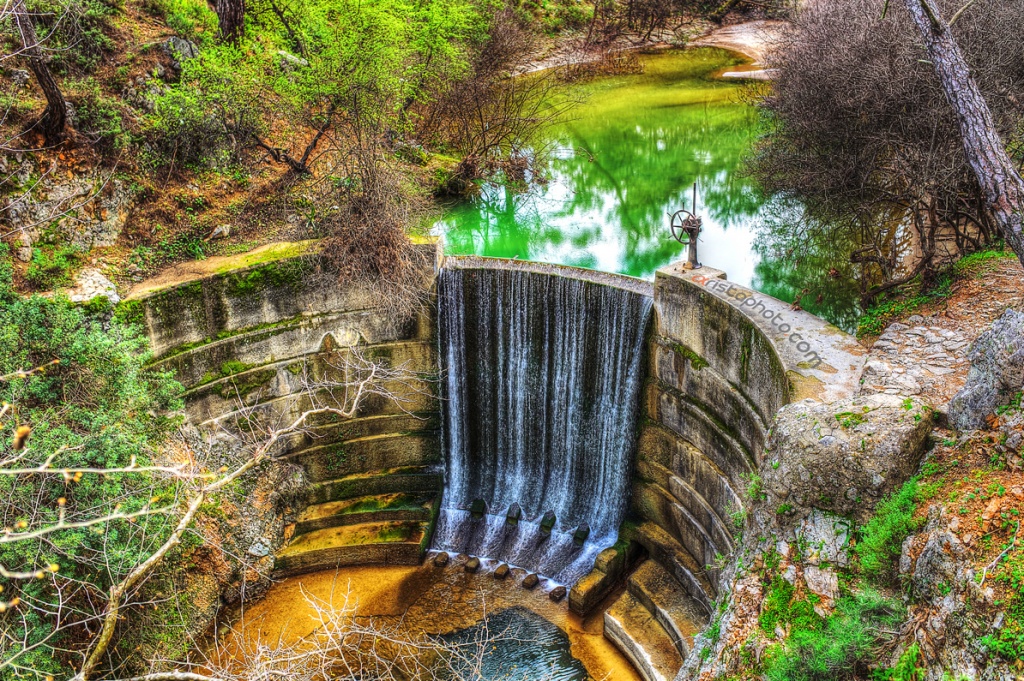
[683,252,1024,680]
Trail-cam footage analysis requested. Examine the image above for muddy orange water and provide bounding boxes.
[210,561,641,680]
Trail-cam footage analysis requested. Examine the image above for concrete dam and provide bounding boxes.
[128,241,864,681]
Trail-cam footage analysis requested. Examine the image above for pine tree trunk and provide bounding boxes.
[216,0,246,43]
[12,0,67,145]
[903,0,1024,265]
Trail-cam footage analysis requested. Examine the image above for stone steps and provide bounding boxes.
[627,521,716,614]
[604,589,683,681]
[304,467,442,505]
[290,432,441,482]
[293,492,434,536]
[626,560,707,658]
[275,519,430,577]
[279,468,441,576]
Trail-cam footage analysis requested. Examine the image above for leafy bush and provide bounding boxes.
[0,248,182,675]
[764,590,904,681]
[855,478,921,580]
[67,77,131,150]
[147,47,266,168]
[25,245,81,289]
[32,0,119,73]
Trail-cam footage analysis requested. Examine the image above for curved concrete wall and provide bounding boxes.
[630,262,865,613]
[125,243,444,576]
[127,245,864,678]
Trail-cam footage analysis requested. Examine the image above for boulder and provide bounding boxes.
[433,551,449,567]
[163,37,199,73]
[493,563,510,580]
[67,269,120,306]
[522,573,539,589]
[549,585,567,602]
[277,50,309,70]
[208,224,231,241]
[464,556,481,573]
[948,309,1024,431]
[754,394,933,530]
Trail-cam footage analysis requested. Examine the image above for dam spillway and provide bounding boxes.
[433,261,653,584]
[126,243,866,681]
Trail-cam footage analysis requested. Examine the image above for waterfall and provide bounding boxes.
[434,264,652,585]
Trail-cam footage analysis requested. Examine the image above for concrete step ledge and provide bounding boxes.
[294,493,434,536]
[275,519,429,576]
[305,468,442,505]
[604,590,683,681]
[627,560,708,658]
[627,521,715,614]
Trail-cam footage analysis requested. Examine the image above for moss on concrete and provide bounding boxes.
[673,343,710,371]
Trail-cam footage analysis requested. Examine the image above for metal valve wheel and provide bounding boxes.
[669,208,702,244]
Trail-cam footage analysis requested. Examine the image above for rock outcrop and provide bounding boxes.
[753,394,934,529]
[67,268,120,305]
[948,309,1024,431]
[1,159,135,258]
[681,394,933,679]
[895,505,1016,680]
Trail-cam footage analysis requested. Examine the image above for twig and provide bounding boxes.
[980,520,1020,586]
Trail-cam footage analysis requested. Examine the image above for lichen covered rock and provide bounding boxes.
[948,309,1024,431]
[754,394,934,530]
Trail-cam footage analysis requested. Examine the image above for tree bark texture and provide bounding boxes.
[12,0,67,145]
[903,0,1024,265]
[216,0,246,43]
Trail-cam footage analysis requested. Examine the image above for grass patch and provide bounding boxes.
[857,244,1014,338]
[835,408,871,429]
[854,478,922,580]
[26,246,81,290]
[763,590,904,681]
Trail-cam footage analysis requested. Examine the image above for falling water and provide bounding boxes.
[434,263,652,585]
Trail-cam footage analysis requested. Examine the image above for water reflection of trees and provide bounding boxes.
[551,101,763,275]
[437,184,559,260]
[752,201,865,332]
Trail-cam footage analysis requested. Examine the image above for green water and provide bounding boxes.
[433,48,768,284]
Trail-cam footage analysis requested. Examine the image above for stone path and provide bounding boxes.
[858,258,1024,411]
[858,321,971,406]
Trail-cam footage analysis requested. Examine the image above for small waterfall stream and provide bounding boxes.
[434,264,652,585]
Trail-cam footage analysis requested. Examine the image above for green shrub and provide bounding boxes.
[26,245,81,289]
[0,246,183,675]
[34,0,119,73]
[760,576,822,635]
[855,478,921,580]
[873,643,925,681]
[764,590,903,681]
[141,0,218,44]
[66,77,130,150]
[979,535,1024,661]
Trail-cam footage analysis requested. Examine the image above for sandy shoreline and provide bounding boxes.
[521,18,785,80]
[691,19,785,80]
